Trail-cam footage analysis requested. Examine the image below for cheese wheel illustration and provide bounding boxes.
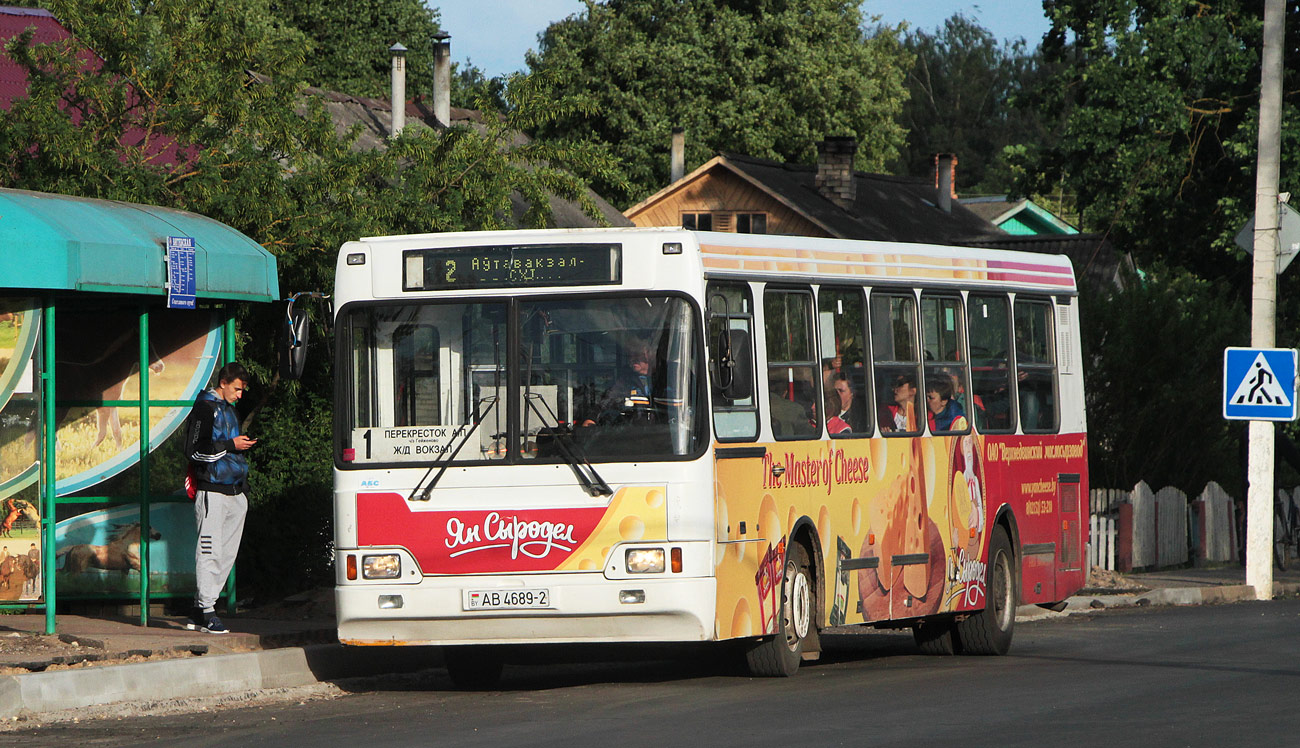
[731,597,753,638]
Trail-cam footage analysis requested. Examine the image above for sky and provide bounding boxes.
[435,1,1053,79]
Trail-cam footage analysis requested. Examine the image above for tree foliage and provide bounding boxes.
[1080,265,1248,493]
[893,14,1049,194]
[526,0,913,206]
[266,0,443,99]
[1023,0,1300,277]
[2,0,619,598]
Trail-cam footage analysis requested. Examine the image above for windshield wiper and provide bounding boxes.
[407,396,499,502]
[523,393,613,497]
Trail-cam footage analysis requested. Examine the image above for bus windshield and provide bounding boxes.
[340,294,705,465]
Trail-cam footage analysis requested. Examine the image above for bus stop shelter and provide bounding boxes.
[0,188,279,634]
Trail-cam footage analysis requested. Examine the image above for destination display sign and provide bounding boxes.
[403,243,622,291]
[345,426,471,463]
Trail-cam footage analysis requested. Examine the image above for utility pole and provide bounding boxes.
[1247,0,1285,601]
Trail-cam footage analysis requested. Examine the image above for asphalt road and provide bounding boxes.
[10,599,1300,747]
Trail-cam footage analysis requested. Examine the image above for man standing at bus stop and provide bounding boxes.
[183,362,257,634]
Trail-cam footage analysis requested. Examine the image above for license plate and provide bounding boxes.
[464,588,551,611]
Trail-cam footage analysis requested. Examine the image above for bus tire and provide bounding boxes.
[912,617,957,655]
[443,645,505,690]
[745,542,812,677]
[955,525,1015,656]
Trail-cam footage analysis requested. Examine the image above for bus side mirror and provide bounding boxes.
[279,304,310,380]
[721,328,753,401]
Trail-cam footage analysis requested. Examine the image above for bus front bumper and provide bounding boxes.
[336,574,717,646]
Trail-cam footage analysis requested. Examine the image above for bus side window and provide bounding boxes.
[1015,299,1058,432]
[968,294,1015,433]
[921,293,971,434]
[818,287,872,436]
[764,287,819,439]
[708,282,758,441]
[870,292,922,436]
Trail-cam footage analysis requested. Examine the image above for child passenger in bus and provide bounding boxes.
[925,375,968,432]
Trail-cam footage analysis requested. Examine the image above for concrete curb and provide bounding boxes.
[0,643,443,718]
[1015,581,1300,622]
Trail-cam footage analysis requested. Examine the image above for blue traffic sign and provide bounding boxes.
[1223,347,1298,421]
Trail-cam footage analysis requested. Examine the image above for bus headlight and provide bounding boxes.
[362,554,401,579]
[625,548,665,574]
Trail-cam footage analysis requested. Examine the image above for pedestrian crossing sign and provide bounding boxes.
[1223,347,1298,421]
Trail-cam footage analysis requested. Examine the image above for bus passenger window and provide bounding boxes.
[921,294,970,434]
[765,288,819,439]
[1015,299,1058,432]
[870,293,921,435]
[708,282,758,440]
[967,294,1015,433]
[818,287,871,436]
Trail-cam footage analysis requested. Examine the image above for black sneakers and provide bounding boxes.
[186,609,229,634]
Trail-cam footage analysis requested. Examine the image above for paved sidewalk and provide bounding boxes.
[4,566,1300,720]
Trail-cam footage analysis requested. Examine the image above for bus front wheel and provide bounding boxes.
[745,542,813,677]
[955,525,1016,655]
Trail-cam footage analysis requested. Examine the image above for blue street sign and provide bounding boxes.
[167,235,196,310]
[1223,347,1298,421]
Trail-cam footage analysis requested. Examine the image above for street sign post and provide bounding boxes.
[1223,347,1298,421]
[1236,201,1300,274]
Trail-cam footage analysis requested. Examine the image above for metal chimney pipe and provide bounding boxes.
[670,127,685,183]
[389,43,407,138]
[432,31,452,127]
[936,153,956,213]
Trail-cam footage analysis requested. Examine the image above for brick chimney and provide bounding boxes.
[670,127,685,183]
[816,137,858,209]
[432,31,451,127]
[934,153,958,213]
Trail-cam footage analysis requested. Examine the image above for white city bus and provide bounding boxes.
[332,228,1088,684]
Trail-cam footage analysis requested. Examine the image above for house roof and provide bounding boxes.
[626,152,1005,244]
[960,195,1079,236]
[0,7,70,109]
[309,87,631,230]
[0,188,279,301]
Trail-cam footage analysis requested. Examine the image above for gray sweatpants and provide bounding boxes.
[194,490,247,612]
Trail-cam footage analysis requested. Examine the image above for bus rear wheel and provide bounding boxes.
[443,645,505,690]
[912,617,957,655]
[745,542,813,677]
[955,525,1015,655]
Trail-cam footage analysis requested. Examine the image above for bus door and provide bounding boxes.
[707,281,771,639]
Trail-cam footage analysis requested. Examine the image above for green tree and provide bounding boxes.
[266,0,442,98]
[2,0,619,599]
[1080,264,1248,494]
[1021,0,1300,276]
[526,0,912,206]
[893,14,1048,194]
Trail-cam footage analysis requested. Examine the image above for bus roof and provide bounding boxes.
[351,227,1077,295]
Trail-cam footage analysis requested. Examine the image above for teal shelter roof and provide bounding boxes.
[0,188,279,302]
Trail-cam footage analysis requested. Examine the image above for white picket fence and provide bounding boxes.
[1088,514,1116,571]
[1086,481,1261,572]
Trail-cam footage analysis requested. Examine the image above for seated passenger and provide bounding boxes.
[879,373,918,432]
[769,379,813,437]
[824,389,851,435]
[926,375,968,432]
[831,372,868,432]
